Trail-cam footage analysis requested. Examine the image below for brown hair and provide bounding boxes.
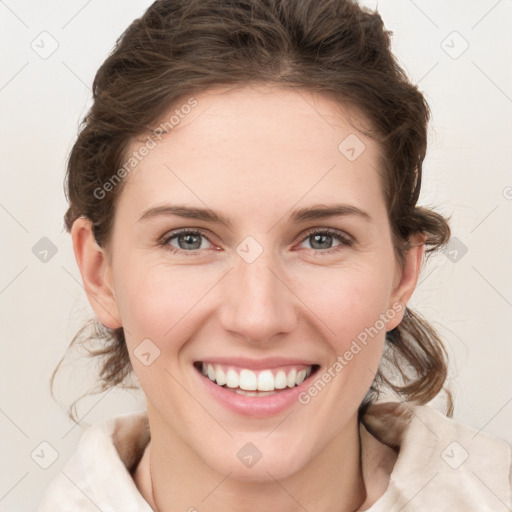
[53,0,453,422]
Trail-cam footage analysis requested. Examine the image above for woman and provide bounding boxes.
[38,0,511,510]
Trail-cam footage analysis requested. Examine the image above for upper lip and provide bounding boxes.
[195,357,318,370]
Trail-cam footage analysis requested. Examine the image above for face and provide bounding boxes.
[75,83,422,482]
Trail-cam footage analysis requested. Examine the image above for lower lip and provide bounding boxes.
[196,368,315,417]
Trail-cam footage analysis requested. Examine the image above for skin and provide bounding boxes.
[72,83,425,511]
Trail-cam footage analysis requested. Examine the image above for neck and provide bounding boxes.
[135,412,372,512]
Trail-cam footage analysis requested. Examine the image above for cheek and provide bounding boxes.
[113,258,217,351]
[291,262,394,407]
[291,267,392,429]
[294,262,393,347]
[113,262,221,408]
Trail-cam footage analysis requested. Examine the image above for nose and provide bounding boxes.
[219,251,298,344]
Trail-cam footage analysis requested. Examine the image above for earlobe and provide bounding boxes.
[386,233,426,331]
[71,217,122,329]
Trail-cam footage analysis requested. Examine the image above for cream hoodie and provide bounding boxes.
[37,402,512,511]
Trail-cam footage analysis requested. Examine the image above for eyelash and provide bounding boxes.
[158,227,354,256]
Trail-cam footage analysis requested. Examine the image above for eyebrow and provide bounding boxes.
[138,205,233,227]
[137,203,372,227]
[288,204,371,223]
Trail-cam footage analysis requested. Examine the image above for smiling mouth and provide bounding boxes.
[194,362,320,396]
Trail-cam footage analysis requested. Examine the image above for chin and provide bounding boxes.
[199,433,315,483]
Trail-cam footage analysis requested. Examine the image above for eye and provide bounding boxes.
[159,229,215,255]
[158,227,353,256]
[297,228,353,254]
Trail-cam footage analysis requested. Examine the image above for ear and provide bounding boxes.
[71,217,122,329]
[386,232,426,331]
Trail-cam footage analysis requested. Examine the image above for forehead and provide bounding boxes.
[153,83,373,155]
[118,84,385,222]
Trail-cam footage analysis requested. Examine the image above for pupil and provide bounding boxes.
[311,234,332,250]
[179,233,201,250]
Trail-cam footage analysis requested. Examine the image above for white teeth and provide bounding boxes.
[286,369,297,388]
[257,370,275,391]
[225,369,239,388]
[296,369,307,385]
[215,366,226,386]
[200,363,314,392]
[239,369,257,391]
[274,370,287,389]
